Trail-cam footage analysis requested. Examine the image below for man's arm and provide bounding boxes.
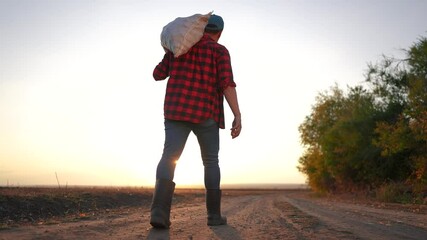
[153,52,171,80]
[223,86,241,139]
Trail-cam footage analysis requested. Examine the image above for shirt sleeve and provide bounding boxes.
[216,47,236,92]
[153,52,171,80]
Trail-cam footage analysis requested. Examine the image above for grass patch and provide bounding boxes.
[375,182,425,204]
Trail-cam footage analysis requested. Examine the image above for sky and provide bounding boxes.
[1,0,426,187]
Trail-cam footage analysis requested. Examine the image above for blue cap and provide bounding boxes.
[205,14,224,31]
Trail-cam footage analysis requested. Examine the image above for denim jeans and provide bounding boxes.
[156,118,221,189]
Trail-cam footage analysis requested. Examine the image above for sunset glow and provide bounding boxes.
[1,0,426,187]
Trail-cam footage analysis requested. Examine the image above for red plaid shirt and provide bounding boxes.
[153,34,236,129]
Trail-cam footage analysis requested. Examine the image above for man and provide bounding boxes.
[150,14,241,228]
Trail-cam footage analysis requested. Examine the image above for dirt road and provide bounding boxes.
[1,190,426,239]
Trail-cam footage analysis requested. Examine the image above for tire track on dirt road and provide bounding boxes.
[284,193,427,240]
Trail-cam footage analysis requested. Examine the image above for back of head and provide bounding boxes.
[205,14,224,33]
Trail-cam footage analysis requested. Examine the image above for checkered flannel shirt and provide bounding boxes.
[153,35,236,129]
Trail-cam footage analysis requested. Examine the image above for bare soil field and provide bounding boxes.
[1,187,427,239]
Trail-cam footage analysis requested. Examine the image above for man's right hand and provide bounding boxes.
[230,115,241,139]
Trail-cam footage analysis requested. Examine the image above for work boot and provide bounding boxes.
[150,179,175,228]
[206,189,227,226]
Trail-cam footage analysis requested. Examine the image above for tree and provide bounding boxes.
[406,38,427,187]
[299,37,427,195]
[299,85,382,191]
[369,37,427,189]
[298,86,344,192]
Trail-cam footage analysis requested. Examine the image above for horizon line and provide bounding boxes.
[0,183,309,189]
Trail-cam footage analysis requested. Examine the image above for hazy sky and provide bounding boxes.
[1,0,426,187]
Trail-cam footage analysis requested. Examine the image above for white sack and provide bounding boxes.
[161,12,212,58]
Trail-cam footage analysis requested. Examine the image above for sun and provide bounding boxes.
[172,136,205,187]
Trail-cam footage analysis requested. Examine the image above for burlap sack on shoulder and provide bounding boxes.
[161,12,212,58]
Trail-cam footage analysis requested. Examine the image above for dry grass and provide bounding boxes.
[0,186,152,227]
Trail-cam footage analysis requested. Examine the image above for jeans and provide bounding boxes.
[156,118,221,189]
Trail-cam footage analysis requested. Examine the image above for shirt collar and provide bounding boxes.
[202,34,215,41]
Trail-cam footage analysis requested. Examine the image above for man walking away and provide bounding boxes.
[150,14,242,228]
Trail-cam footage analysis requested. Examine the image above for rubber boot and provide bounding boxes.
[150,179,175,228]
[206,189,227,226]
